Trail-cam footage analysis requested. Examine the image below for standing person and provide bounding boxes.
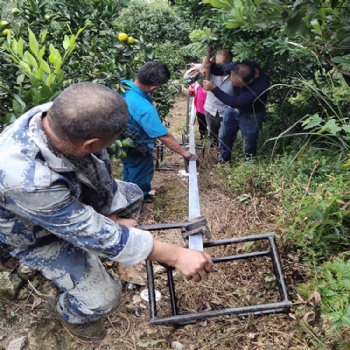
[121,61,199,203]
[188,80,207,139]
[203,60,270,162]
[203,49,234,148]
[0,82,213,342]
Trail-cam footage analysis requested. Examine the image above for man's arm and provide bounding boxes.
[4,186,154,265]
[159,133,191,159]
[203,77,270,109]
[148,240,213,282]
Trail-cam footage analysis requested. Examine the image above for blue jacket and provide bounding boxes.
[122,80,168,148]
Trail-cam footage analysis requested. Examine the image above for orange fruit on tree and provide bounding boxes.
[117,32,128,42]
[119,150,128,159]
[127,36,135,45]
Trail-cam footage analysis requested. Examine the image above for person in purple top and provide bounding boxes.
[203,60,270,162]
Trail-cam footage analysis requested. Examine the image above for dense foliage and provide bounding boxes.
[0,0,189,126]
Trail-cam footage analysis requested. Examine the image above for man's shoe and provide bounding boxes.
[47,298,106,342]
[143,194,156,203]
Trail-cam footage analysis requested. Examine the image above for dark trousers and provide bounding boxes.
[205,111,222,147]
[196,112,207,137]
[219,108,266,161]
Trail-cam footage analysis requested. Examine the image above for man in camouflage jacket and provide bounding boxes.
[0,82,213,342]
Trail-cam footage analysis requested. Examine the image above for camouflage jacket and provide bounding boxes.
[0,103,153,265]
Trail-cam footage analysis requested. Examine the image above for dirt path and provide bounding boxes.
[0,94,309,350]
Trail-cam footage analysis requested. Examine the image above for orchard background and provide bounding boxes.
[1,0,350,348]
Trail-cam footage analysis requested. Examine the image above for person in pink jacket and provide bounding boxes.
[188,81,207,139]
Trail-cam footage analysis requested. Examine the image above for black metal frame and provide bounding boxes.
[145,228,292,326]
[145,76,291,325]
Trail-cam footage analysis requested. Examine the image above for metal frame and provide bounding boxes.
[145,79,291,325]
[145,229,292,326]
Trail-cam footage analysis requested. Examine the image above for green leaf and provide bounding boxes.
[54,70,65,87]
[35,64,44,81]
[16,74,25,85]
[13,94,26,110]
[342,125,350,133]
[40,29,48,44]
[29,73,41,89]
[63,35,70,50]
[11,38,18,55]
[40,85,52,101]
[341,315,350,326]
[332,55,350,64]
[320,119,342,135]
[115,140,122,147]
[23,51,38,68]
[302,114,322,129]
[28,28,39,57]
[45,73,56,87]
[17,37,24,57]
[203,0,232,9]
[49,44,63,72]
[38,46,46,59]
[19,61,31,75]
[284,11,305,37]
[12,99,25,116]
[40,60,51,75]
[108,143,117,155]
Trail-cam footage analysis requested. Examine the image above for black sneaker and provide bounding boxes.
[46,298,106,342]
[143,194,156,203]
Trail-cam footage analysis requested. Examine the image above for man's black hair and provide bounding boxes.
[216,49,234,63]
[230,60,257,83]
[137,61,170,86]
[48,82,128,140]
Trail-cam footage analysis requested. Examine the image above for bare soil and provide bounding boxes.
[0,94,316,350]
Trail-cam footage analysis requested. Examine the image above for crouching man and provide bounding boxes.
[0,82,213,342]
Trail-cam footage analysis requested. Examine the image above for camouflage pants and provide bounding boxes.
[12,181,143,324]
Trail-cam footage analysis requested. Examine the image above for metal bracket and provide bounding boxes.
[146,232,292,326]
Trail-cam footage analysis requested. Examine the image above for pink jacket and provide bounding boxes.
[188,83,206,115]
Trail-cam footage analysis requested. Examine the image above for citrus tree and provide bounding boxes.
[0,0,154,124]
[117,0,191,74]
[201,0,350,85]
[1,27,83,123]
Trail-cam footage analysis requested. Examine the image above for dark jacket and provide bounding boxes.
[210,62,270,114]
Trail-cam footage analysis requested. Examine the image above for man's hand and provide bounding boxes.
[174,247,213,282]
[148,241,214,283]
[107,213,138,227]
[203,80,216,91]
[201,56,211,69]
[184,152,200,165]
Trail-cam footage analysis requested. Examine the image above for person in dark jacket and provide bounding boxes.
[203,60,270,162]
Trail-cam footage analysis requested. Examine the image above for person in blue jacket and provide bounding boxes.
[203,60,270,162]
[0,82,212,342]
[121,61,199,203]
